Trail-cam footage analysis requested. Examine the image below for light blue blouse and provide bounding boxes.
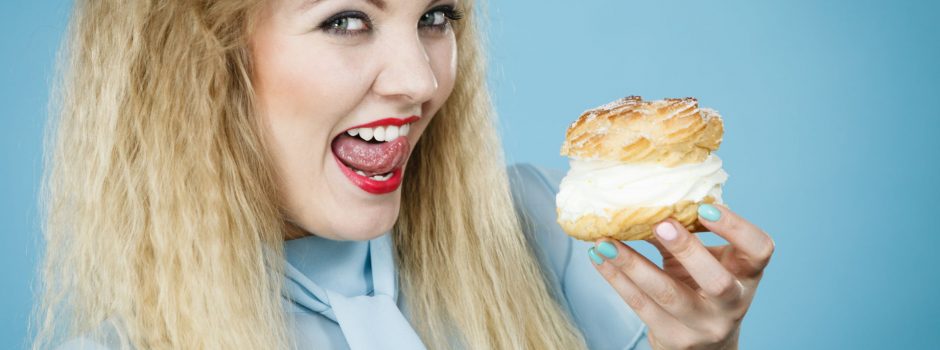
[279,164,650,350]
[57,164,651,350]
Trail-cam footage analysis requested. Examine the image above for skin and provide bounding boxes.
[591,204,776,349]
[250,0,773,348]
[249,0,458,241]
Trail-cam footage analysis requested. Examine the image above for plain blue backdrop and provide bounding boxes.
[3,0,939,349]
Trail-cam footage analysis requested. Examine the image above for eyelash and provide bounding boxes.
[318,5,464,37]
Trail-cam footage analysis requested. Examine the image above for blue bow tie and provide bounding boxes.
[283,233,426,350]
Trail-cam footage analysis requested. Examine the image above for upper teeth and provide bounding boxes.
[346,124,411,142]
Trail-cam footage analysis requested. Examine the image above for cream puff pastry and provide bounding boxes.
[556,96,729,241]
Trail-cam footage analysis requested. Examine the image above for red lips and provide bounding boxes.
[341,115,420,133]
[333,154,405,194]
[331,115,419,194]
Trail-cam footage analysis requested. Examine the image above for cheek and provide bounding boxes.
[251,32,378,224]
[254,38,371,132]
[252,33,375,177]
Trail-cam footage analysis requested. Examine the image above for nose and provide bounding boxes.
[371,31,439,105]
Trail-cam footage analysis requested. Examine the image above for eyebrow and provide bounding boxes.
[299,0,388,12]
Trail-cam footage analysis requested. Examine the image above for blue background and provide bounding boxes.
[3,0,938,348]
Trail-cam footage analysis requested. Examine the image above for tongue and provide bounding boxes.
[331,134,410,175]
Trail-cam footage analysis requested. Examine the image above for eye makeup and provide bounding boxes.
[316,2,464,37]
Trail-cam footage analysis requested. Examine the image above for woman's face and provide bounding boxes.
[250,0,460,240]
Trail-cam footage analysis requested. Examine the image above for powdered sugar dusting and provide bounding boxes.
[699,108,722,121]
[583,95,642,115]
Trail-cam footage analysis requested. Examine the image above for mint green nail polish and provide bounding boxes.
[698,203,721,222]
[588,247,604,265]
[597,241,618,259]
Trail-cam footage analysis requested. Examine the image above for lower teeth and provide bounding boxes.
[353,169,392,181]
[370,172,393,181]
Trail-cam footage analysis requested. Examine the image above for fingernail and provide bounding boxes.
[588,247,604,265]
[698,203,721,222]
[654,221,678,241]
[597,241,618,259]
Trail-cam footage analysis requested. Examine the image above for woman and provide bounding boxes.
[34,0,775,349]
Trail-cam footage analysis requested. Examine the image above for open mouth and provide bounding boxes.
[330,116,418,194]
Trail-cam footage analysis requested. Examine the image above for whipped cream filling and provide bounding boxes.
[556,154,728,222]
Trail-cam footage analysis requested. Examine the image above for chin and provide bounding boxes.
[294,196,401,241]
[334,224,395,241]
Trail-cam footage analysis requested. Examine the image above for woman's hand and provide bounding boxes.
[588,203,775,350]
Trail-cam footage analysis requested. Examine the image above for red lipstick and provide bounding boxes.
[342,115,420,132]
[333,153,405,194]
[331,115,419,195]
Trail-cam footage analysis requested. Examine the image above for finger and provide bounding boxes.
[644,238,671,258]
[697,203,776,276]
[644,238,703,290]
[588,247,688,331]
[652,219,743,305]
[593,239,704,322]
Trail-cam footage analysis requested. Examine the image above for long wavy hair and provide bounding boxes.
[33,0,587,349]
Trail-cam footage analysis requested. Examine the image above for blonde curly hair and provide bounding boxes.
[33,1,587,349]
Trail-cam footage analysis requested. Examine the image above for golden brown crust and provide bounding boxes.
[558,196,719,241]
[560,96,724,167]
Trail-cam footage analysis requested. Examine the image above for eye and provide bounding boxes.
[319,11,372,36]
[418,5,463,31]
[419,11,446,27]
